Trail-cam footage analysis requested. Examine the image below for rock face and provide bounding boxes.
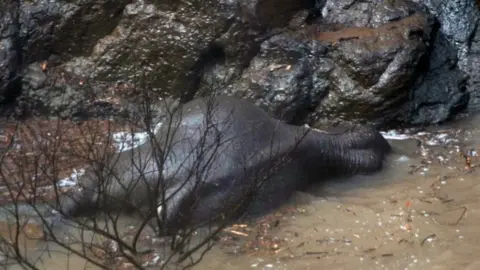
[1,1,21,104]
[61,0,313,102]
[0,0,130,106]
[305,0,471,125]
[219,35,333,125]
[400,29,469,125]
[218,11,435,127]
[410,0,480,112]
[1,0,479,127]
[310,13,434,126]
[320,0,426,27]
[405,0,478,124]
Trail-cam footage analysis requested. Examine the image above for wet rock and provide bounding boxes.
[14,66,124,120]
[410,0,480,111]
[15,85,144,121]
[0,35,19,103]
[401,29,469,125]
[63,0,314,100]
[1,0,478,128]
[411,0,478,63]
[0,0,130,105]
[320,0,427,28]
[465,28,480,109]
[16,66,181,123]
[0,2,21,103]
[17,84,98,119]
[221,34,332,124]
[218,12,433,127]
[312,13,433,127]
[22,63,47,91]
[315,0,474,126]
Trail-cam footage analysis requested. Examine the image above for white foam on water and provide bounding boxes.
[380,130,411,140]
[112,122,164,152]
[396,155,410,162]
[54,121,165,189]
[424,133,457,146]
[56,168,86,188]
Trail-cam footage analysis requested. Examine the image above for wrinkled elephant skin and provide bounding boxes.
[45,96,391,236]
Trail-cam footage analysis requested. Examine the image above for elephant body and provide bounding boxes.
[48,96,391,234]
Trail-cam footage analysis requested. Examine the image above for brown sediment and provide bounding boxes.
[307,13,430,46]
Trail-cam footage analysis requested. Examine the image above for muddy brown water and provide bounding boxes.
[3,113,480,269]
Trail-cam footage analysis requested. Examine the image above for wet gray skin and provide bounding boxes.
[42,96,391,236]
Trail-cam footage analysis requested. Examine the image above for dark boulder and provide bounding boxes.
[276,0,473,126]
[15,61,182,123]
[399,29,469,125]
[408,0,480,113]
[222,12,434,128]
[1,2,22,104]
[62,0,314,100]
[319,0,427,27]
[15,63,117,119]
[219,34,333,125]
[0,0,130,106]
[314,13,434,127]
[1,0,479,129]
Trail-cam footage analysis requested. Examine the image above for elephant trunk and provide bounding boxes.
[301,126,391,176]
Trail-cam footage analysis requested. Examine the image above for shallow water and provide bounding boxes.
[3,113,480,269]
[195,113,480,270]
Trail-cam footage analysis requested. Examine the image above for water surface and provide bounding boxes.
[3,113,480,269]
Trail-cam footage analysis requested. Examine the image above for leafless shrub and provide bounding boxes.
[0,70,308,270]
[0,1,313,267]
